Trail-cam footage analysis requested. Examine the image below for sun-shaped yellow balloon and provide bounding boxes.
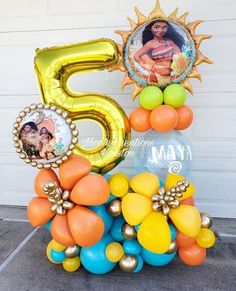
[111,0,213,100]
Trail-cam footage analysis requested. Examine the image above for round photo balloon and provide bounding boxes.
[124,19,196,88]
[13,104,78,168]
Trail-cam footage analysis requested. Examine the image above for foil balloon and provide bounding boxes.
[13,103,78,169]
[135,130,193,181]
[113,0,213,99]
[34,38,131,173]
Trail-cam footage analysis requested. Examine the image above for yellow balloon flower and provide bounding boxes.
[120,172,201,254]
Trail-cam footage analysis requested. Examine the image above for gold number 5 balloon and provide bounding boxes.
[34,39,131,173]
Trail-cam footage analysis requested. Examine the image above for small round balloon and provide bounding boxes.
[139,86,163,110]
[163,84,187,108]
[135,130,193,181]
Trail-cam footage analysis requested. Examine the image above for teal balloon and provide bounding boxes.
[141,248,176,266]
[105,194,116,205]
[80,234,116,274]
[89,205,113,234]
[123,240,142,256]
[110,216,125,242]
[133,255,144,273]
[44,219,53,231]
[103,173,111,181]
[135,224,141,232]
[169,223,177,241]
[50,249,66,263]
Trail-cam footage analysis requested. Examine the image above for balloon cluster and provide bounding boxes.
[12,0,215,276]
[42,170,215,274]
[129,85,193,133]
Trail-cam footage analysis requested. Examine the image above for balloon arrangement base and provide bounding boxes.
[42,170,215,274]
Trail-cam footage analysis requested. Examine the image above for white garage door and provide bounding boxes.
[0,0,236,218]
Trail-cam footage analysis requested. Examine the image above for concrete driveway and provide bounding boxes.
[0,206,235,291]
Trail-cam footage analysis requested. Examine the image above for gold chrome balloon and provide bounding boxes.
[34,39,131,173]
[119,255,138,272]
[166,240,178,254]
[107,200,122,217]
[64,245,80,258]
[200,212,213,229]
[122,224,137,240]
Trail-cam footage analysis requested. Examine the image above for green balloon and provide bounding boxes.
[163,84,186,108]
[139,86,163,110]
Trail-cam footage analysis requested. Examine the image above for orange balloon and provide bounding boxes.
[70,174,110,206]
[181,196,195,206]
[176,231,196,248]
[27,197,54,227]
[68,205,104,247]
[150,105,178,132]
[34,168,60,198]
[59,155,92,190]
[129,107,151,132]
[175,105,193,130]
[179,243,206,266]
[50,214,75,247]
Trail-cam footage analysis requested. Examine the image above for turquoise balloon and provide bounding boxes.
[44,219,53,231]
[163,84,186,108]
[80,234,116,274]
[135,224,141,232]
[103,173,111,181]
[105,194,116,205]
[139,86,163,110]
[133,255,144,273]
[141,248,176,266]
[89,205,113,234]
[110,216,125,242]
[169,223,177,241]
[50,249,66,263]
[123,240,142,256]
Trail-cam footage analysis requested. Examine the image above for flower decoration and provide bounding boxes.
[27,155,110,247]
[121,172,201,254]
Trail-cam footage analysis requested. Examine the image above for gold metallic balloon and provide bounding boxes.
[122,223,137,240]
[64,245,80,258]
[119,255,138,272]
[107,200,122,217]
[200,212,213,229]
[34,39,131,173]
[166,240,178,254]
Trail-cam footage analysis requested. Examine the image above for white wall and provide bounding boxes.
[0,0,236,217]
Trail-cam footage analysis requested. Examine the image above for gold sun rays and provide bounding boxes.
[114,0,212,100]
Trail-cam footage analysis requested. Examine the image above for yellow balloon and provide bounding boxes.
[106,242,124,262]
[109,175,129,197]
[197,228,215,248]
[137,212,171,254]
[109,173,130,183]
[46,240,60,264]
[122,193,152,226]
[130,173,160,198]
[51,240,66,252]
[165,174,195,201]
[34,39,131,173]
[63,256,81,272]
[169,205,201,237]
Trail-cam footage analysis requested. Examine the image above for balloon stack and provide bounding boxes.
[12,1,215,274]
[129,84,193,133]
